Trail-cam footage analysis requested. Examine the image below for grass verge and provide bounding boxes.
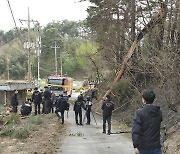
[0,113,66,154]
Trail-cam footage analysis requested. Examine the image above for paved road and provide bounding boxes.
[57,92,134,154]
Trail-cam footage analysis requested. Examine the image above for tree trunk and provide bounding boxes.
[102,1,167,100]
[130,0,136,42]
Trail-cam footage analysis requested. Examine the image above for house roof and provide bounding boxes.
[0,80,33,91]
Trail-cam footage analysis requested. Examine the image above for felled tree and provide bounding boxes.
[102,0,167,100]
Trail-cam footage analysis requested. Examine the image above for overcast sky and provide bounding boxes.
[0,0,90,32]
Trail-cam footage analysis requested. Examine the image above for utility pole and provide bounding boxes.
[36,35,41,83]
[6,56,10,80]
[27,7,31,82]
[51,42,60,75]
[19,7,31,82]
[60,56,63,76]
[20,7,39,82]
[34,22,41,86]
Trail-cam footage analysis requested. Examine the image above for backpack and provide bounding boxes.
[60,98,70,111]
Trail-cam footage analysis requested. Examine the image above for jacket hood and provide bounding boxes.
[144,104,161,117]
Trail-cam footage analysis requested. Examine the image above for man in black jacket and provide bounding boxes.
[85,96,92,125]
[55,94,68,124]
[42,86,51,114]
[73,95,86,125]
[101,95,114,135]
[132,89,162,154]
[11,90,19,113]
[50,91,56,113]
[32,87,42,115]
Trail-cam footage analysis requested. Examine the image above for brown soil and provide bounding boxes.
[0,114,67,154]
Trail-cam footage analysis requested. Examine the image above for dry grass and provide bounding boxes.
[0,113,67,154]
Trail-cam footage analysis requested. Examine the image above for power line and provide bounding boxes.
[6,1,42,83]
[6,0,18,29]
[6,0,25,47]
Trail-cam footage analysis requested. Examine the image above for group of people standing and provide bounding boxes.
[72,90,114,131]
[10,86,70,120]
[73,93,92,125]
[11,86,163,154]
[101,89,163,154]
[78,88,163,154]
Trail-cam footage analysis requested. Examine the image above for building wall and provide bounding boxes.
[0,92,4,105]
[0,90,27,105]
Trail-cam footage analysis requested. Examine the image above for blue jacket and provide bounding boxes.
[132,104,162,149]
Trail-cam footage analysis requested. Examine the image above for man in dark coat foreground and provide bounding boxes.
[132,89,162,154]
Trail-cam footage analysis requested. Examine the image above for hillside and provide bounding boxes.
[92,81,180,154]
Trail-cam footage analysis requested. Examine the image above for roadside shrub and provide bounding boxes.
[13,125,31,139]
[0,124,14,137]
[0,124,31,139]
[0,115,4,125]
[0,106,4,114]
[4,113,20,124]
[112,79,132,103]
[29,116,43,125]
[46,113,56,119]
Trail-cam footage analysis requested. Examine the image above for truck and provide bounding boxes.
[46,74,73,98]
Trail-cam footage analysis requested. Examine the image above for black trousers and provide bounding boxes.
[34,102,41,115]
[50,102,54,113]
[75,111,82,124]
[86,109,91,124]
[44,99,51,114]
[61,111,65,124]
[55,109,65,124]
[12,106,17,113]
[103,115,111,133]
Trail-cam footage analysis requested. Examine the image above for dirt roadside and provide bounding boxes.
[92,96,180,154]
[0,113,67,154]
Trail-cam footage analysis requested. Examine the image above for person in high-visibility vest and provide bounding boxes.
[26,89,32,103]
